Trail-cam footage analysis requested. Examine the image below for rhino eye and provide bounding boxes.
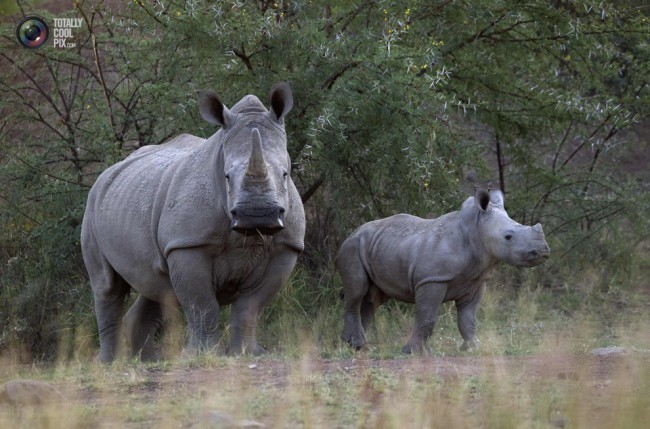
[505,233,513,241]
[225,174,230,182]
[283,171,288,178]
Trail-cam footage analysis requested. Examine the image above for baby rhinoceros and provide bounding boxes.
[337,189,550,354]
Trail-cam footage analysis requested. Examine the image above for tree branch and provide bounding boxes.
[560,113,611,169]
[322,62,360,90]
[232,47,256,75]
[495,131,505,195]
[301,174,325,204]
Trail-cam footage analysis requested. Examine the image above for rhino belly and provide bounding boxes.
[90,162,176,302]
[95,216,174,302]
[365,227,456,302]
[364,237,421,303]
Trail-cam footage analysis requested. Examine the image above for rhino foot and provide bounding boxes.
[136,351,163,362]
[460,339,480,352]
[401,342,431,355]
[402,344,415,355]
[342,334,366,351]
[226,343,266,356]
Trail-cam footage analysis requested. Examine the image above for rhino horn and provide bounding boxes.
[246,128,268,178]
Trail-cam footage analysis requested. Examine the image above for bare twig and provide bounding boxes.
[552,120,573,173]
[495,131,505,195]
[75,1,121,146]
[10,150,92,189]
[560,113,611,169]
[0,193,40,224]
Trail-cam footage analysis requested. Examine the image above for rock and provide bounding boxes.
[202,410,236,427]
[0,379,65,405]
[590,346,626,356]
[550,415,567,428]
[549,409,567,428]
[557,371,579,380]
[199,411,265,428]
[238,420,265,428]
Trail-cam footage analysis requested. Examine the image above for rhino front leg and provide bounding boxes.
[456,283,485,351]
[227,250,299,355]
[402,283,447,355]
[167,249,221,355]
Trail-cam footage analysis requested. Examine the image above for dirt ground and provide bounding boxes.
[56,351,648,409]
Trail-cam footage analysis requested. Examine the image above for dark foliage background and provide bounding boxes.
[0,0,648,360]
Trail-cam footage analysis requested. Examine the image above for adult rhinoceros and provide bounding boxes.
[337,188,549,354]
[81,83,305,362]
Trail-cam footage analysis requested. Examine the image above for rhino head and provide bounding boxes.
[469,188,550,267]
[198,83,294,235]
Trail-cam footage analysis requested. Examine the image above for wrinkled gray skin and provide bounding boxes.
[337,189,550,354]
[81,83,305,363]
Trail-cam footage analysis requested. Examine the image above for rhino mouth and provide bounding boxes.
[230,206,285,236]
[522,247,550,266]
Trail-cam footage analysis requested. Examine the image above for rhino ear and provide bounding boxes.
[268,82,293,121]
[475,188,491,212]
[198,91,234,128]
[489,190,505,209]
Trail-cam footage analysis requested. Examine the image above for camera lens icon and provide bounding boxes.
[16,16,49,49]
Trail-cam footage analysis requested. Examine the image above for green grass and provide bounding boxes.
[1,253,649,428]
[3,342,648,428]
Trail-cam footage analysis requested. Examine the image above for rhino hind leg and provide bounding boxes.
[90,268,130,363]
[123,295,164,361]
[360,284,385,333]
[337,240,370,350]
